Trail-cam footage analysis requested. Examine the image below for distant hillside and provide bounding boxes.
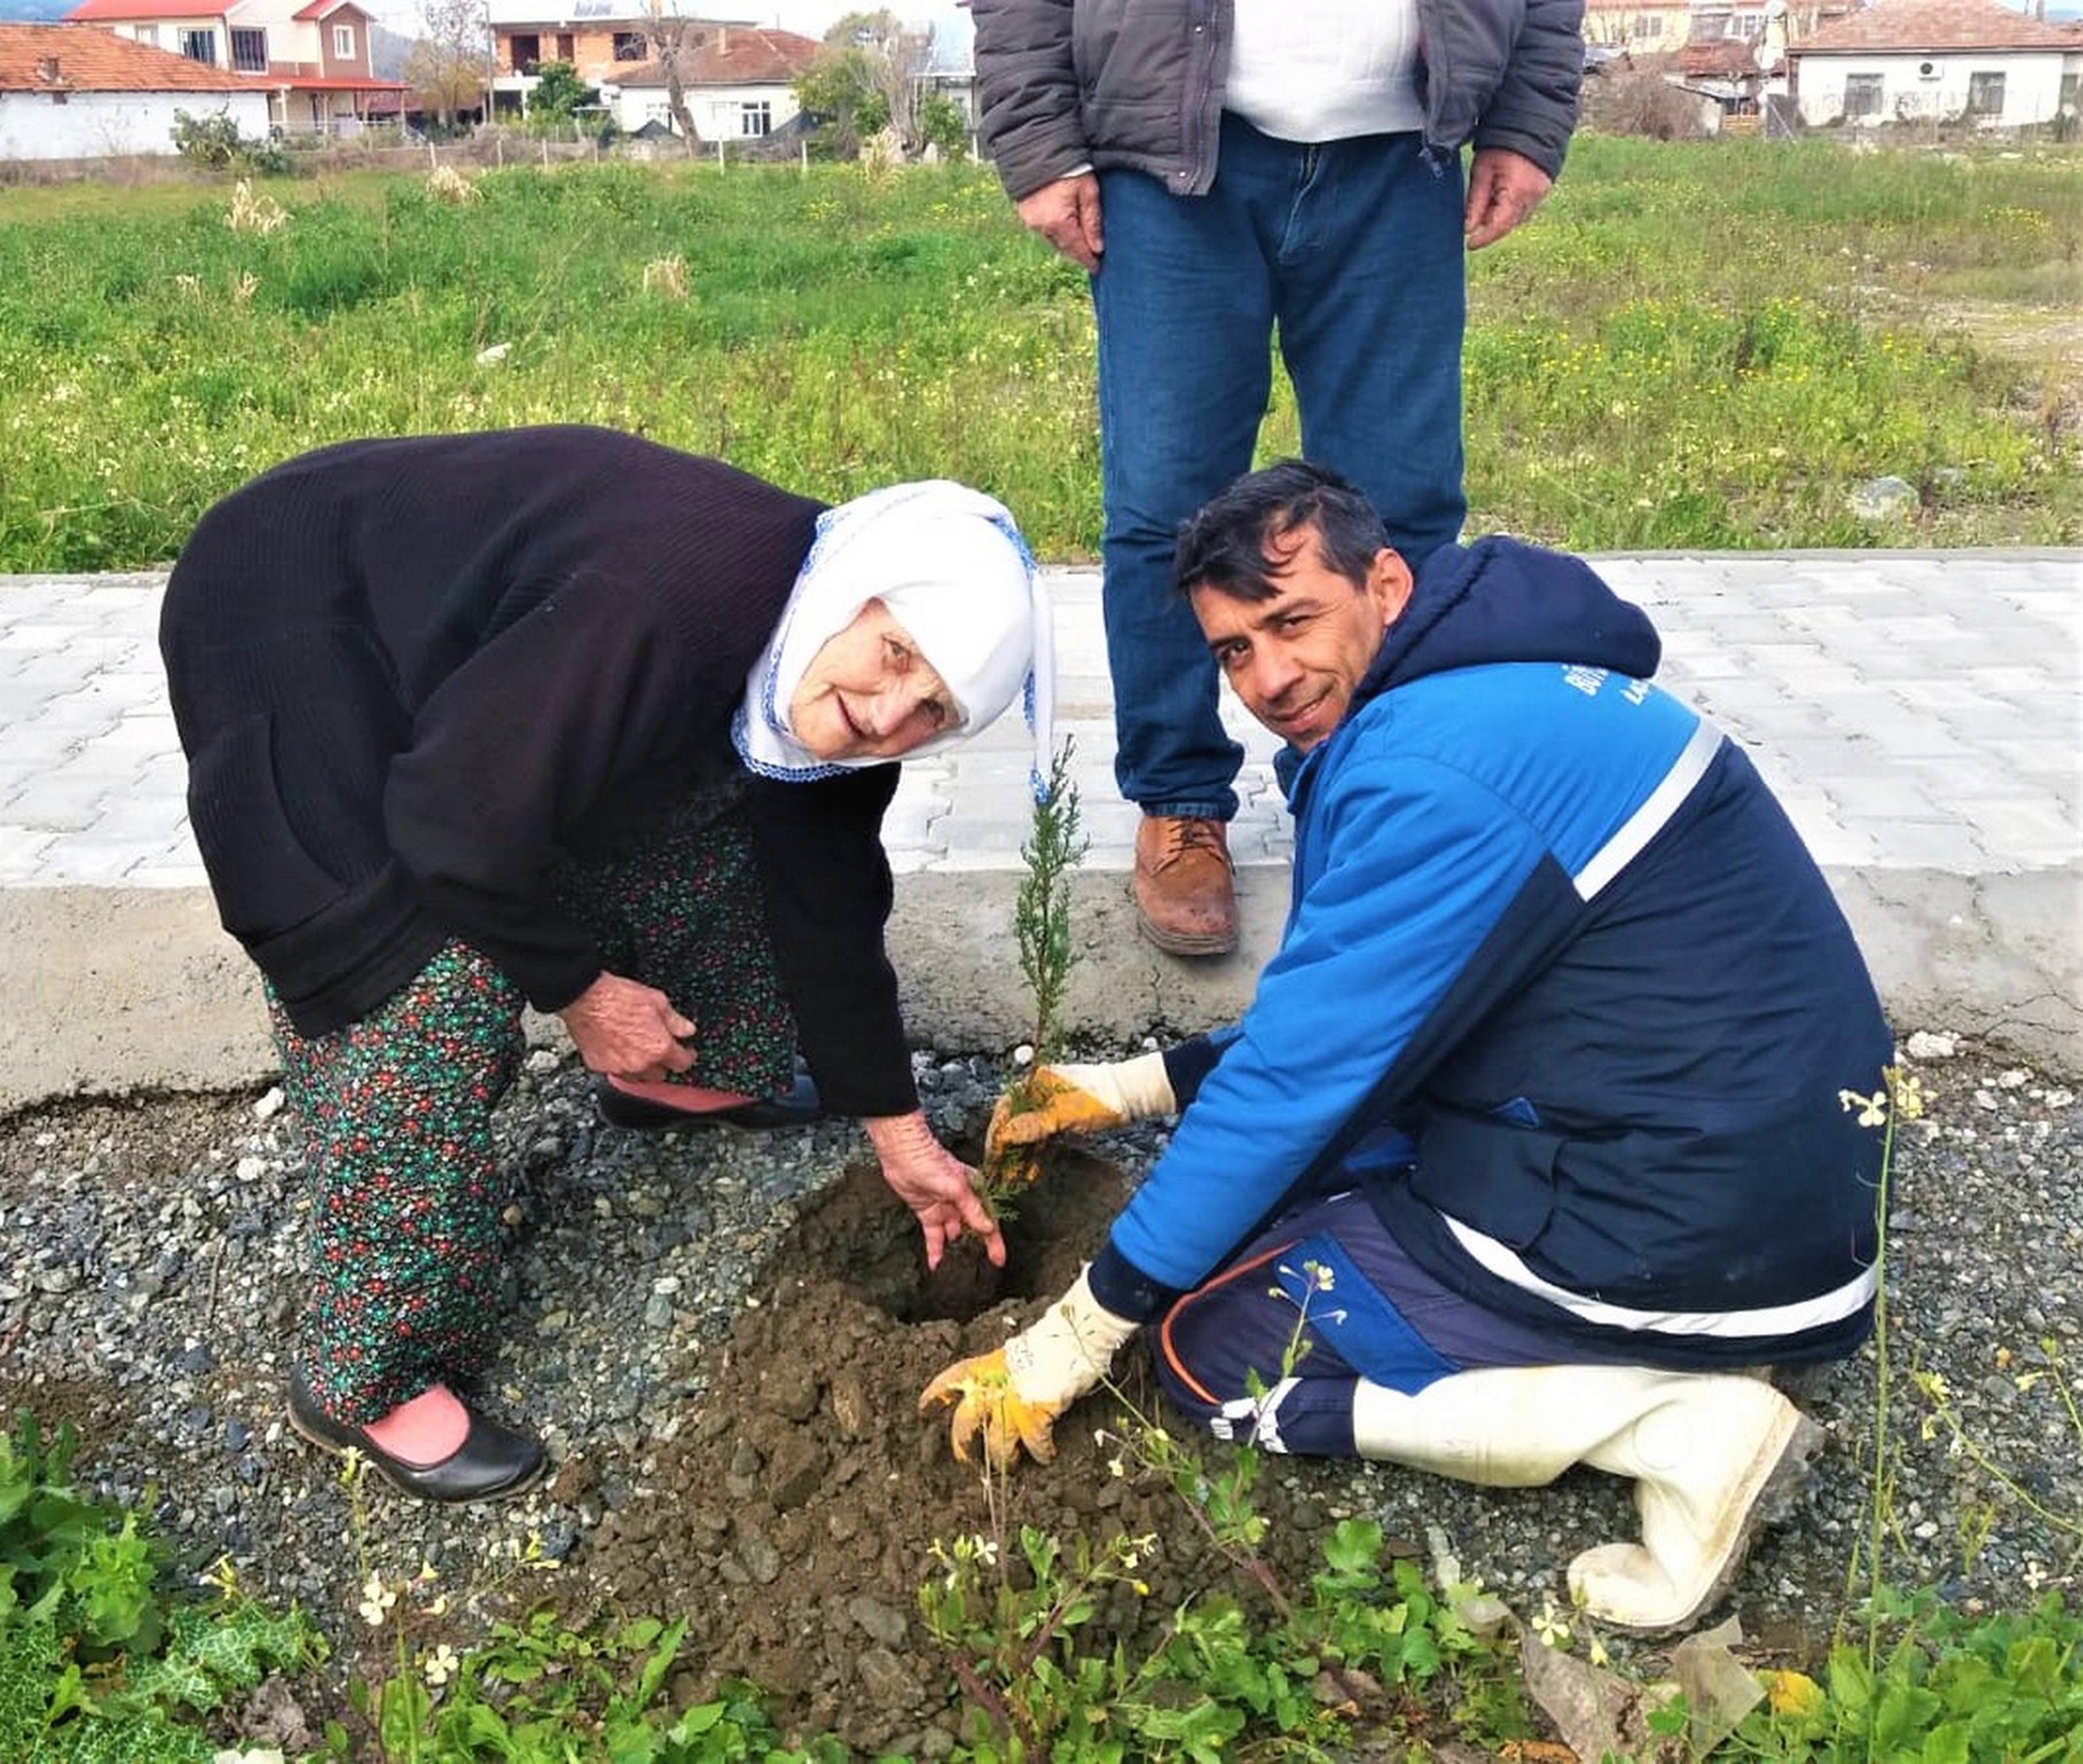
[371,20,414,81]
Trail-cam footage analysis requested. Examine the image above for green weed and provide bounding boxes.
[919,1267,1530,1756]
[0,1412,314,1761]
[919,1504,1524,1758]
[2,144,2077,573]
[328,1608,828,1764]
[1712,1586,2083,1762]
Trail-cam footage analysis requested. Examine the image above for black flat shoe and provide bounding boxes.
[594,1072,822,1132]
[288,1372,546,1504]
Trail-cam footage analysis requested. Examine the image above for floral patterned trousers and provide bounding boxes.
[268,803,795,1424]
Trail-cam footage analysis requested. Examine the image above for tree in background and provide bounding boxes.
[794,8,933,156]
[641,0,701,152]
[794,40,879,156]
[526,60,596,135]
[405,0,487,132]
[916,90,968,159]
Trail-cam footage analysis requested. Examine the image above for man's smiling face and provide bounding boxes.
[1187,524,1412,752]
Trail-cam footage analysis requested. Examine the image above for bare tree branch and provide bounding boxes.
[407,0,488,130]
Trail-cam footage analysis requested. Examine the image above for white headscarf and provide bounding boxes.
[732,480,1056,800]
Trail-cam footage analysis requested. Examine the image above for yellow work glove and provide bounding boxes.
[985,1053,1176,1163]
[919,1266,1140,1469]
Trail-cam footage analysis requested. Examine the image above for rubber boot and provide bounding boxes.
[1571,1373,1824,1633]
[1349,1365,1823,1632]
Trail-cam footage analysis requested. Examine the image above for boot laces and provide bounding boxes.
[1159,817,1225,867]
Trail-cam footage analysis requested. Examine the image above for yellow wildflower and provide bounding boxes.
[1766,1669,1825,1717]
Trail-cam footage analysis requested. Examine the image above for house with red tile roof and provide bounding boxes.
[1688,2,1865,74]
[595,24,819,140]
[1578,0,1863,116]
[1788,0,2083,125]
[0,20,268,156]
[62,0,405,135]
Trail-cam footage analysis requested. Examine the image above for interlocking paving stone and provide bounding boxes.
[2,552,2075,889]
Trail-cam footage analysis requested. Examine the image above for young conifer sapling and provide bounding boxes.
[981,738,1086,1204]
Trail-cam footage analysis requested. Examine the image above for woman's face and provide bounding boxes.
[788,599,958,761]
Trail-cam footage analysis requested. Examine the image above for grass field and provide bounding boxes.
[1,135,2077,571]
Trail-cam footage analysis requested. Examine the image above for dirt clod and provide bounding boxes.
[565,1151,1356,1749]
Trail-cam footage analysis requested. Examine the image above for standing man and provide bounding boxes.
[925,462,1891,1634]
[970,0,1586,955]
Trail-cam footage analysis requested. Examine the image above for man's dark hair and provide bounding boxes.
[1172,459,1391,602]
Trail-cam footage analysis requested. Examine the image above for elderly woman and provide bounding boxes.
[160,425,1052,1503]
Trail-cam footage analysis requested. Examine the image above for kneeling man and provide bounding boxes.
[923,460,1890,1634]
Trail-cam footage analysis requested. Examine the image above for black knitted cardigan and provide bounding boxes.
[159,425,916,1118]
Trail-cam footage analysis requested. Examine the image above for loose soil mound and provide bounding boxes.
[559,1151,1373,1752]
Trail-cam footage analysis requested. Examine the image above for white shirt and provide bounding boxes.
[1225,0,1426,143]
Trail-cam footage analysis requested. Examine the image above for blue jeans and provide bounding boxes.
[1093,116,1469,818]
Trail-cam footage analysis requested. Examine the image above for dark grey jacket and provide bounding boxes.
[972,0,1586,200]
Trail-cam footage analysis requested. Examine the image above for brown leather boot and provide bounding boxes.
[1134,815,1238,956]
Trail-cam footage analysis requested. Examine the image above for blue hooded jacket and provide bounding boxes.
[1091,537,1888,1369]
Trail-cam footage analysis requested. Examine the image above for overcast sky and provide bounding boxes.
[755,0,962,34]
[365,0,968,44]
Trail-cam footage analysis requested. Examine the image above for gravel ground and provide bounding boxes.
[1,1027,2077,1748]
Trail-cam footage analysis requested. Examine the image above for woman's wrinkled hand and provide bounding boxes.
[557,972,696,1082]
[866,1110,1007,1271]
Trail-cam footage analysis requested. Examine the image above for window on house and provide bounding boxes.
[230,27,268,72]
[177,28,216,64]
[613,32,646,60]
[2060,73,2079,116]
[556,33,574,59]
[740,99,771,135]
[132,23,157,46]
[510,32,540,73]
[1635,15,1664,39]
[1844,73,1883,117]
[1965,71,2005,116]
[333,24,356,59]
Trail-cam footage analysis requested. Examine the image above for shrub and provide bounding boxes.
[170,108,289,174]
[524,60,595,135]
[1582,68,1715,140]
[918,92,970,160]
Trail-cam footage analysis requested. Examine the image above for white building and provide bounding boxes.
[596,26,817,138]
[1789,0,2083,127]
[0,20,269,158]
[482,0,750,117]
[62,0,404,136]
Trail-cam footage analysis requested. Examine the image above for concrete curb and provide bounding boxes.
[4,552,2077,1111]
[5,857,2075,1116]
